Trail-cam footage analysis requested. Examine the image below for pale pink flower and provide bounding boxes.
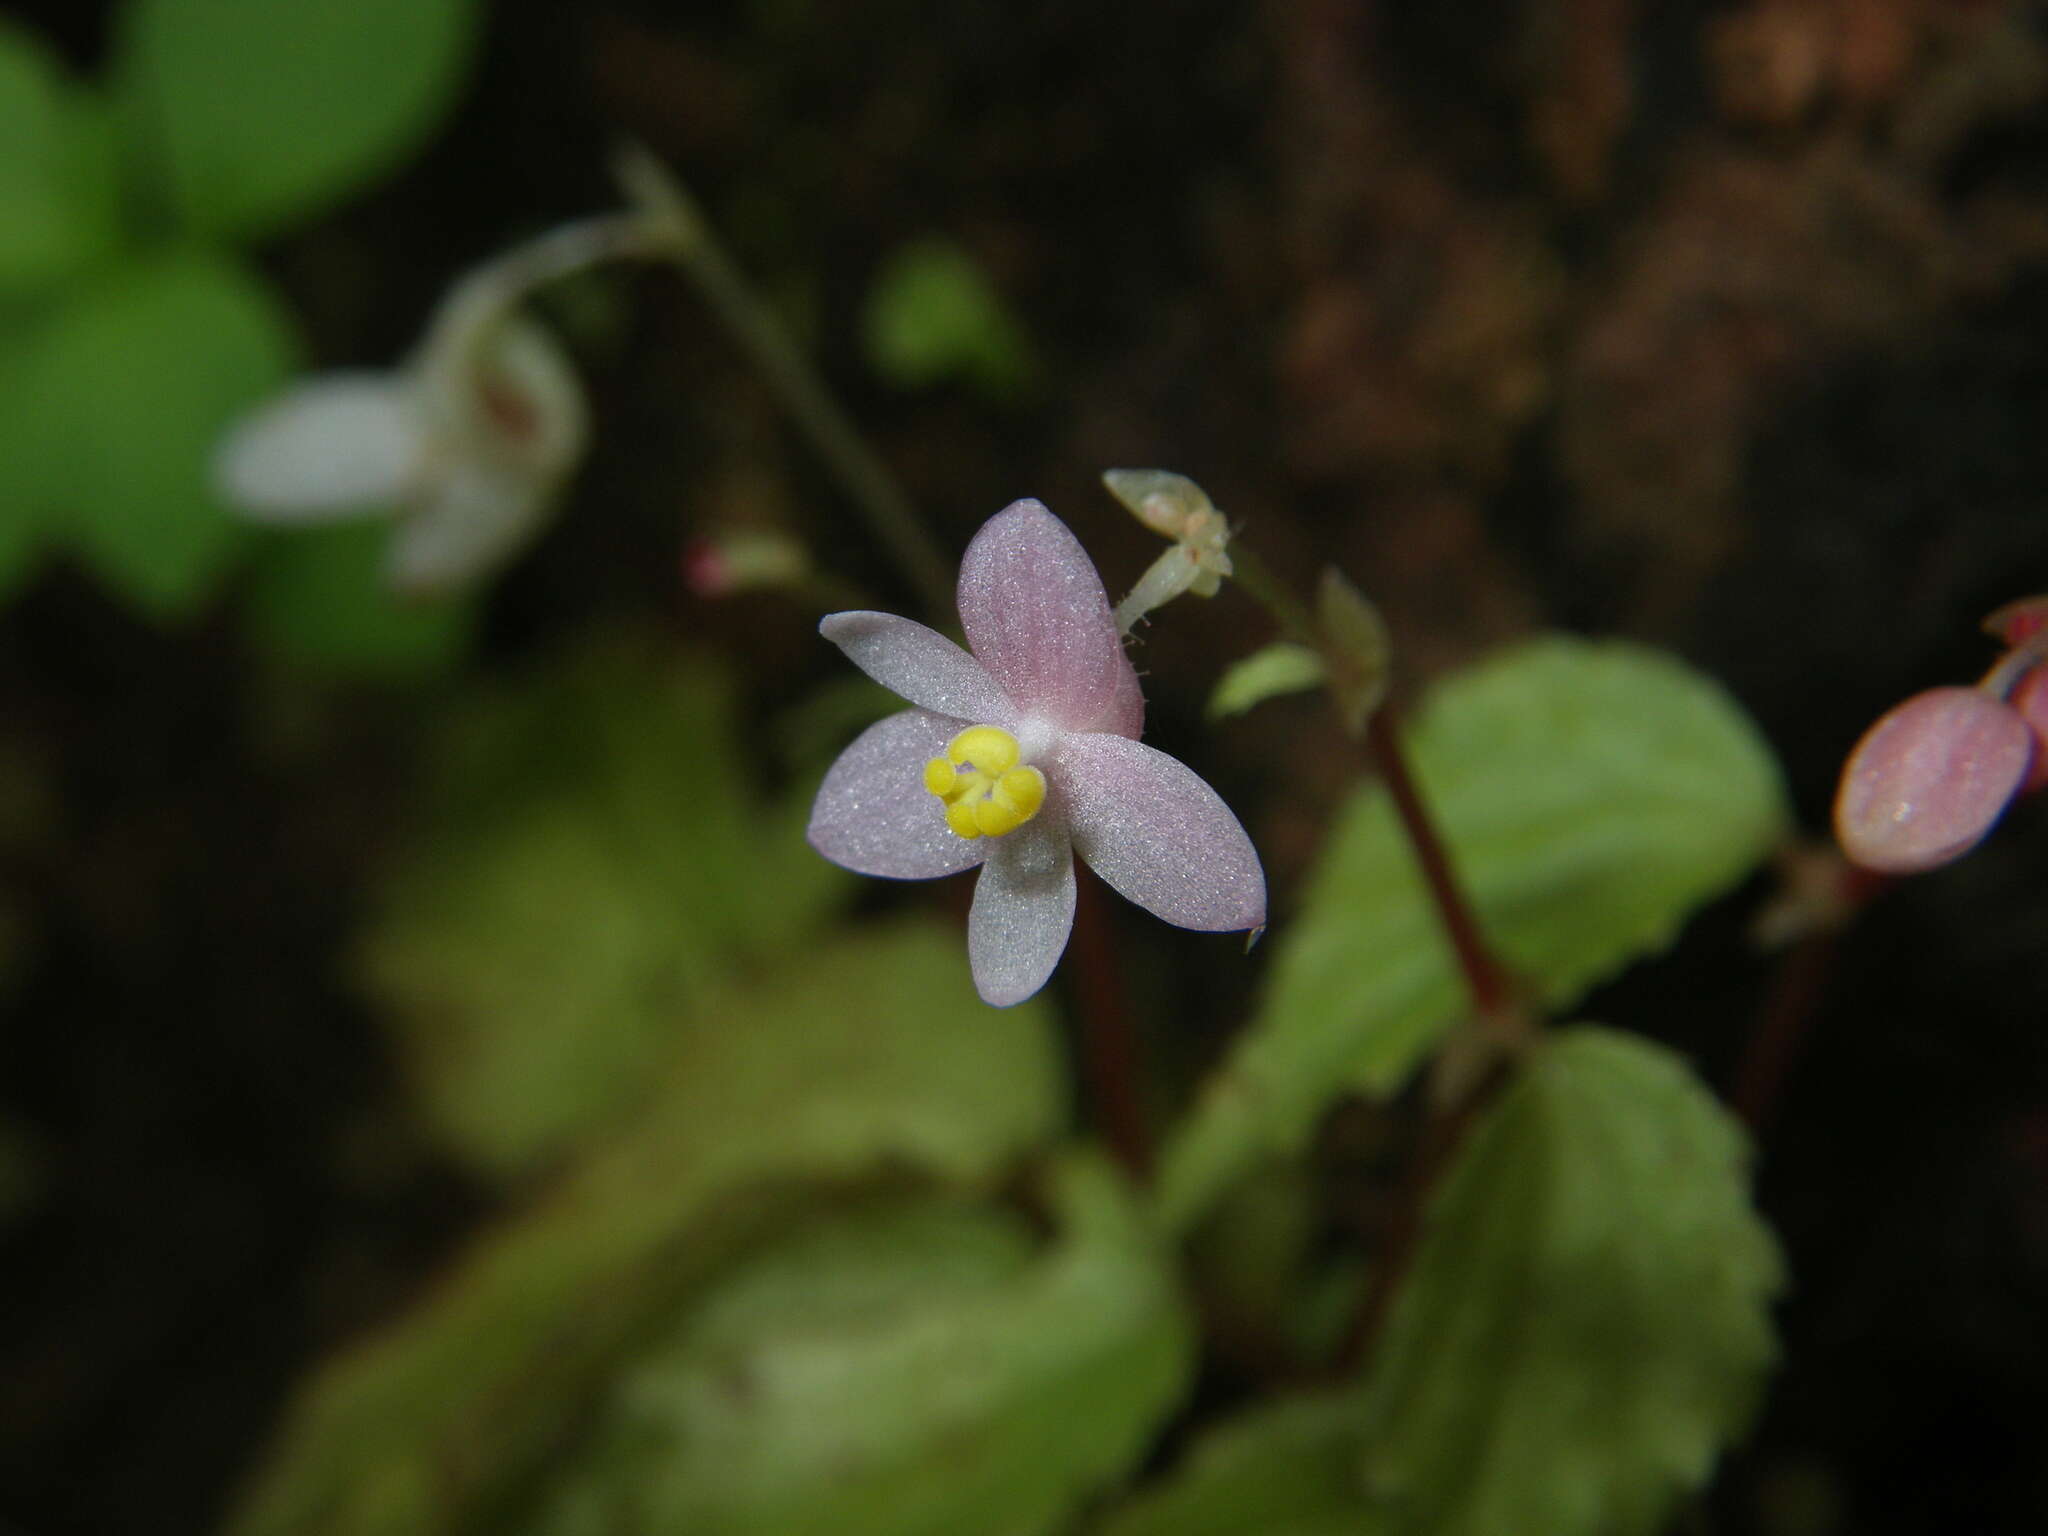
[808,499,1265,1006]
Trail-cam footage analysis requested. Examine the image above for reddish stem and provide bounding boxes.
[1734,863,1890,1132]
[1069,867,1153,1179]
[1364,699,1517,1025]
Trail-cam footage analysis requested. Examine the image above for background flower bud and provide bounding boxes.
[1834,685,2035,873]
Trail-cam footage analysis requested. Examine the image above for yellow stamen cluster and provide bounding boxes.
[925,724,1047,839]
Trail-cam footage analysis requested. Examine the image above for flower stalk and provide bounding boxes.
[618,147,956,618]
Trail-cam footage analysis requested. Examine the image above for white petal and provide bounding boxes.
[478,317,589,474]
[809,708,988,879]
[819,612,1012,723]
[968,818,1075,1006]
[384,459,560,594]
[1057,733,1265,931]
[214,373,421,520]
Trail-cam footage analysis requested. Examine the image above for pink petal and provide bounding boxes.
[809,708,987,879]
[1834,686,2033,874]
[1057,733,1265,930]
[968,818,1076,1006]
[819,612,1012,723]
[957,500,1140,734]
[1104,650,1145,741]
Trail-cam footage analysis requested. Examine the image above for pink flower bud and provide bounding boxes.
[2011,664,2048,795]
[1984,595,2048,647]
[1834,686,2035,873]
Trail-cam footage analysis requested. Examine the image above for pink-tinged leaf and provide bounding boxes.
[957,499,1137,733]
[1834,686,2033,873]
[819,611,1013,723]
[809,707,987,879]
[968,817,1075,1006]
[1058,733,1265,931]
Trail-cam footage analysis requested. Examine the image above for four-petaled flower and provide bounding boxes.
[808,499,1266,1006]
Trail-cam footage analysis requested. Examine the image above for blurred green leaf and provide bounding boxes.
[0,19,122,295]
[361,637,860,1177]
[247,521,476,679]
[27,250,296,615]
[116,0,478,240]
[1356,1027,1781,1535]
[0,328,57,598]
[863,237,1037,400]
[1095,1392,1372,1536]
[525,1153,1193,1536]
[1208,642,1325,721]
[228,916,1068,1536]
[1159,638,1788,1229]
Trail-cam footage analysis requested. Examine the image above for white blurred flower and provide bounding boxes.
[216,241,596,595]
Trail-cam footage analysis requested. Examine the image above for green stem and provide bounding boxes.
[620,150,956,617]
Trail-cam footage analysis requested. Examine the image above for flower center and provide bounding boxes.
[923,725,1047,840]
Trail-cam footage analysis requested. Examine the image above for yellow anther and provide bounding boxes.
[997,767,1046,819]
[923,725,1044,842]
[974,797,1024,837]
[946,725,1019,775]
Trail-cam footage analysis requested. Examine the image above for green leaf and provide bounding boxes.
[226,917,1068,1536]
[1356,1027,1782,1535]
[26,252,297,615]
[863,237,1037,400]
[0,19,122,295]
[524,1153,1193,1536]
[1160,638,1787,1229]
[1095,1392,1374,1536]
[246,522,476,679]
[116,0,478,240]
[360,636,861,1177]
[1208,643,1326,720]
[0,327,59,598]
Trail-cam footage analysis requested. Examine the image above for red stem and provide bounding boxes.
[1364,699,1517,1023]
[1069,867,1153,1179]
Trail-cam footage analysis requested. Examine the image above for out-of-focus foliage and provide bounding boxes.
[862,237,1038,401]
[0,0,475,649]
[0,21,120,297]
[246,522,478,679]
[16,252,296,615]
[1206,642,1325,720]
[116,0,477,240]
[1101,1030,1779,1536]
[226,914,1068,1536]
[1094,1391,1368,1536]
[523,1155,1192,1536]
[1354,1027,1782,1535]
[361,636,859,1178]
[1161,638,1788,1228]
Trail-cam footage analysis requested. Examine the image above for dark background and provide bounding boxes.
[4,1,2048,1531]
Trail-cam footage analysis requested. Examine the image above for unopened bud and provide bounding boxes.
[1834,686,2034,874]
[682,529,809,598]
[1103,468,1234,632]
[1983,595,2048,647]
